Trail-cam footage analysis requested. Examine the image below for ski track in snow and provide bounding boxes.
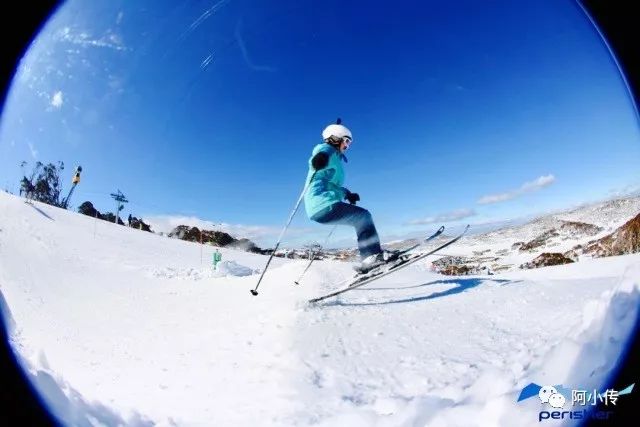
[1,192,639,426]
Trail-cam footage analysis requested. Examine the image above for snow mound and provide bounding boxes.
[2,290,154,427]
[211,260,260,277]
[531,263,640,390]
[149,261,259,280]
[148,266,210,280]
[386,266,640,427]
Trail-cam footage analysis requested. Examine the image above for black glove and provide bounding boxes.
[311,152,329,170]
[345,191,360,205]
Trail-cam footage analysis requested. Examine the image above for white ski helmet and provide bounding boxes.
[322,122,352,142]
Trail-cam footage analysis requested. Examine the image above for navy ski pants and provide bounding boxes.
[310,202,382,259]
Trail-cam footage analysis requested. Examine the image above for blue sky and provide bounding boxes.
[1,0,639,248]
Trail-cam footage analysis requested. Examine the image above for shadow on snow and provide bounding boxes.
[323,278,516,307]
[28,203,54,221]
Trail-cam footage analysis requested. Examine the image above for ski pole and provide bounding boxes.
[251,172,316,296]
[294,225,337,285]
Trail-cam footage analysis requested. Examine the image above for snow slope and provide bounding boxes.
[468,197,640,248]
[1,191,638,426]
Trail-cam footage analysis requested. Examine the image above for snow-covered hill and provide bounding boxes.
[1,191,639,426]
[466,197,640,246]
[425,197,640,274]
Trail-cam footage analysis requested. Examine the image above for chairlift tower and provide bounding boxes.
[109,189,128,224]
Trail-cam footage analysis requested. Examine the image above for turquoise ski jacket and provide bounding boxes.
[304,143,348,219]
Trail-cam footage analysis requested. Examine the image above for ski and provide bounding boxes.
[308,225,469,304]
[382,225,445,258]
[295,225,444,286]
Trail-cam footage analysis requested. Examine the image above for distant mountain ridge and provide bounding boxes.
[455,196,640,247]
[167,225,265,254]
[425,196,640,275]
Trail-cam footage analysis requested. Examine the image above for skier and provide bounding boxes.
[304,119,398,273]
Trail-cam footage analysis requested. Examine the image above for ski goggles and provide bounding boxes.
[341,136,352,149]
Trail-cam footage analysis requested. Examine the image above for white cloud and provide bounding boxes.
[407,208,476,225]
[51,91,63,108]
[107,75,125,93]
[56,26,128,51]
[28,142,39,159]
[521,174,555,191]
[477,193,511,205]
[478,174,556,205]
[607,183,640,198]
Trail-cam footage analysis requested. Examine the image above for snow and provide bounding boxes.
[1,191,638,426]
[212,260,260,277]
[462,196,640,249]
[415,196,640,276]
[149,260,259,280]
